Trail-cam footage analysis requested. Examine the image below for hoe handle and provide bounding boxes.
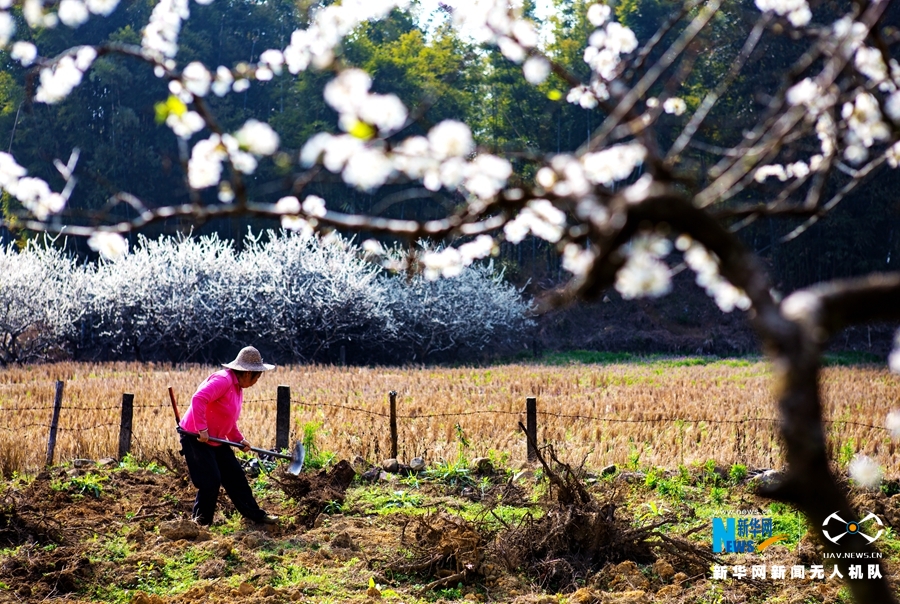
[176,428,292,460]
[168,387,181,426]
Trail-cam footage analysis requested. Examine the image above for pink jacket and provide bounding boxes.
[180,369,244,445]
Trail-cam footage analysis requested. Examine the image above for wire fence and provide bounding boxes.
[0,380,895,475]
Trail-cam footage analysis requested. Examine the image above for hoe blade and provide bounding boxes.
[287,441,305,476]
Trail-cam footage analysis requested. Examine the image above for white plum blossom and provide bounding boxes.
[361,239,384,257]
[393,136,436,180]
[165,110,204,139]
[679,235,751,312]
[755,0,811,27]
[582,18,638,83]
[523,56,551,85]
[428,121,475,160]
[182,61,211,97]
[275,196,313,234]
[584,47,618,80]
[0,152,27,189]
[324,69,407,135]
[187,135,226,189]
[511,19,538,48]
[535,166,557,189]
[581,143,646,186]
[58,0,89,27]
[88,232,129,261]
[842,92,889,150]
[849,454,883,489]
[463,154,512,200]
[885,92,900,123]
[142,0,190,60]
[548,155,590,198]
[459,235,495,264]
[10,41,37,67]
[504,199,566,244]
[281,0,408,74]
[35,48,97,104]
[421,236,494,280]
[887,410,900,440]
[258,49,284,75]
[211,66,234,97]
[854,46,890,89]
[440,0,520,45]
[301,133,363,173]
[562,243,595,277]
[603,22,638,55]
[615,234,673,299]
[786,78,818,107]
[816,113,837,158]
[357,93,407,134]
[886,142,900,168]
[422,247,464,279]
[498,36,526,63]
[889,330,900,372]
[587,3,611,27]
[343,147,394,191]
[232,78,250,93]
[0,11,14,47]
[24,0,59,28]
[663,97,687,116]
[302,195,327,217]
[275,194,299,215]
[754,161,810,183]
[324,69,371,115]
[234,119,279,156]
[9,177,66,220]
[299,131,390,190]
[86,0,118,16]
[616,253,672,299]
[275,195,313,237]
[256,66,275,82]
[567,85,599,109]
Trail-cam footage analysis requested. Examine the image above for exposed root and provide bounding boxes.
[386,512,491,591]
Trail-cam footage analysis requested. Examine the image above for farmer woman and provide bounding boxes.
[179,346,279,526]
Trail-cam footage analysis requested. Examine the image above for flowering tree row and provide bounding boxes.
[0,233,531,364]
[0,0,899,600]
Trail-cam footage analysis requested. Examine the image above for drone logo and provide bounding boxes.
[822,511,884,545]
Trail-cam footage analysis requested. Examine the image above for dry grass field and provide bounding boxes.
[1,357,898,476]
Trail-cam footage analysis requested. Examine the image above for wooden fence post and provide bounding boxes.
[389,391,398,459]
[45,380,64,466]
[118,393,134,459]
[276,385,291,452]
[526,396,537,462]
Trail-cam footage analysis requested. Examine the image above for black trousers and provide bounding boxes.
[180,432,265,525]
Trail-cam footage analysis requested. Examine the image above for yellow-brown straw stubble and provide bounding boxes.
[0,361,897,475]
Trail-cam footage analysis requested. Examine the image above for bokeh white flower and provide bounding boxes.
[10,41,37,67]
[848,454,883,489]
[886,410,900,440]
[234,119,279,156]
[88,232,129,261]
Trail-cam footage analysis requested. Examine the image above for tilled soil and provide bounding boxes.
[0,460,898,603]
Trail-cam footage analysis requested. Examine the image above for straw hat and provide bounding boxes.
[222,346,275,372]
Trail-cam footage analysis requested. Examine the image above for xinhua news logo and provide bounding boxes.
[710,513,885,582]
[822,511,884,545]
[711,516,787,553]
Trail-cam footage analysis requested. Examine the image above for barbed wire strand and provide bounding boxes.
[0,398,890,434]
